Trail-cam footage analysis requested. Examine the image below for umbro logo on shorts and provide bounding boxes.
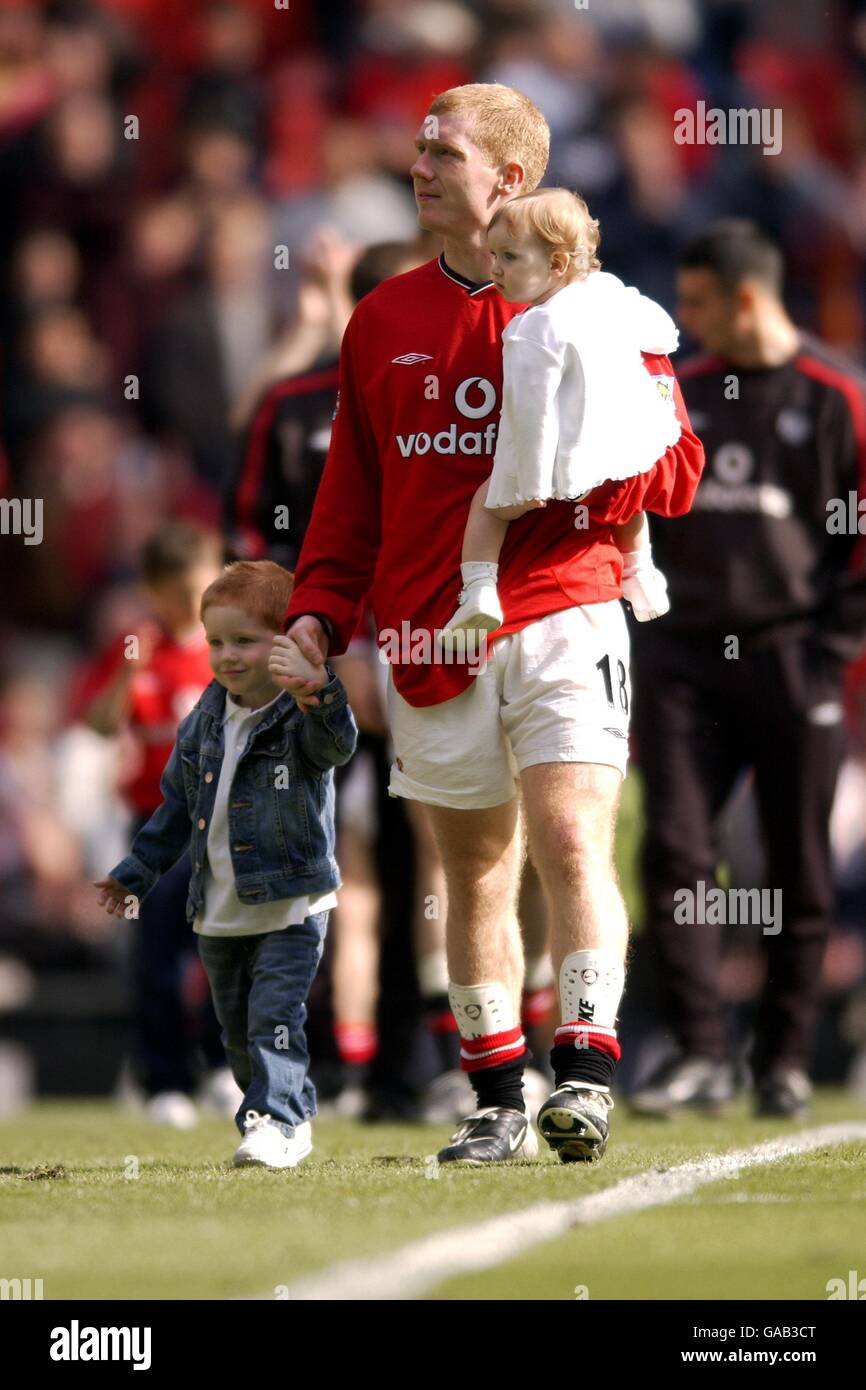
[603,727,627,739]
[392,353,433,365]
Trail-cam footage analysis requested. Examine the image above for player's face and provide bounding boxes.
[204,605,279,707]
[411,113,517,239]
[488,225,563,304]
[676,268,739,354]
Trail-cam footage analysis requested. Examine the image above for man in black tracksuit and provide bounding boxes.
[630,220,866,1118]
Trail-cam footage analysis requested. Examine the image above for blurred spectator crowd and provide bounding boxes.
[3,0,866,1111]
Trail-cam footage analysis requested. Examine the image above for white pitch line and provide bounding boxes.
[271,1122,866,1301]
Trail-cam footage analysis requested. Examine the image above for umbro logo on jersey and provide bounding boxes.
[391,353,433,365]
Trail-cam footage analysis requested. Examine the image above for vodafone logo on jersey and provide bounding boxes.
[455,376,497,419]
[395,376,499,458]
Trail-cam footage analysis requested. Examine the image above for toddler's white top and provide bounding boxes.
[485,271,682,508]
[195,691,337,936]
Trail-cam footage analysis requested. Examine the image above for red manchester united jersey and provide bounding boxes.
[286,256,705,706]
[71,629,212,814]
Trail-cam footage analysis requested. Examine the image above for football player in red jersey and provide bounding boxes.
[276,83,704,1164]
[74,521,234,1127]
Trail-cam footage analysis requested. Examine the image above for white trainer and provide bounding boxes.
[145,1091,198,1130]
[621,552,670,622]
[197,1067,243,1118]
[232,1111,312,1169]
[441,580,504,639]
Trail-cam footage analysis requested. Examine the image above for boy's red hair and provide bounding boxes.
[200,560,294,632]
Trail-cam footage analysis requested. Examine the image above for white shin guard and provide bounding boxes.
[448,981,516,1040]
[559,951,625,1030]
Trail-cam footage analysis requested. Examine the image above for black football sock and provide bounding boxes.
[550,1042,616,1090]
[468,1055,528,1114]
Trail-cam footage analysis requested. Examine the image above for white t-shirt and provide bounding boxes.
[194,691,337,937]
[485,271,682,508]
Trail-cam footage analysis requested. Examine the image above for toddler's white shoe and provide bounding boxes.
[441,580,504,640]
[621,552,670,622]
[145,1091,198,1130]
[232,1110,312,1169]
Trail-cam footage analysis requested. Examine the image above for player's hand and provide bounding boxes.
[287,615,329,664]
[94,876,134,919]
[269,634,328,710]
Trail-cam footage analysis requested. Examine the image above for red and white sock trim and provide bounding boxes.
[554,1021,621,1062]
[334,1021,379,1066]
[460,1025,526,1073]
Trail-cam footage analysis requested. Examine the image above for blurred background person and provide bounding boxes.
[629,220,866,1120]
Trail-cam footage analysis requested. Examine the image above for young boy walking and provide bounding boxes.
[75,520,229,1127]
[96,560,358,1168]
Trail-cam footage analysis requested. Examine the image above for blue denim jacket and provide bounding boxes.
[109,668,358,922]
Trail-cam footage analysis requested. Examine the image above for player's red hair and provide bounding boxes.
[427,83,550,194]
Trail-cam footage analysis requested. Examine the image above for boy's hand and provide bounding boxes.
[94,875,135,919]
[269,635,328,710]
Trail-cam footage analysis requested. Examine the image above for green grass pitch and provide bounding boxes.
[1,1093,864,1300]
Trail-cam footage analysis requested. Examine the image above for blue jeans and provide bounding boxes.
[130,825,225,1097]
[197,912,329,1137]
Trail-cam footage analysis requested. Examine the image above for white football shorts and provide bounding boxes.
[384,600,631,810]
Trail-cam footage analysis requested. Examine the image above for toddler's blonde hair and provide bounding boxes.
[490,188,601,283]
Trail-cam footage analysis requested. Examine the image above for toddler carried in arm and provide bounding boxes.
[443,188,682,639]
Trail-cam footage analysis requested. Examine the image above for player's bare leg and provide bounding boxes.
[424,797,538,1163]
[521,762,627,1161]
